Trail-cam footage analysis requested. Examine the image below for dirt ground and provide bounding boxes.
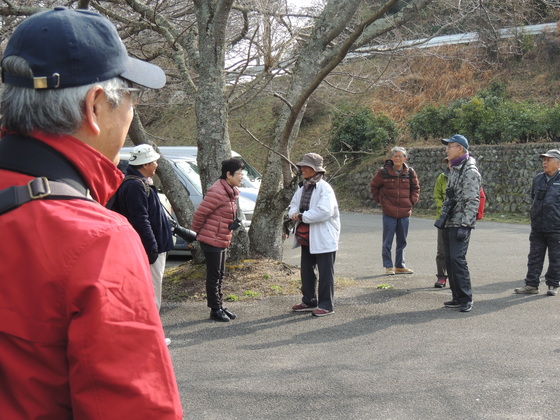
[163,258,305,303]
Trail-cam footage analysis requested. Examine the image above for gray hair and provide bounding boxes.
[391,146,408,158]
[1,56,128,136]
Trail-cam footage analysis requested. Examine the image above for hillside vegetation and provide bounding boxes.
[147,26,560,175]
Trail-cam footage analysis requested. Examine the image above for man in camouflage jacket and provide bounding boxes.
[440,134,481,313]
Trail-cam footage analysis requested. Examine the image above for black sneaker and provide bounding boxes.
[222,307,237,319]
[460,301,474,312]
[210,308,230,322]
[444,300,460,308]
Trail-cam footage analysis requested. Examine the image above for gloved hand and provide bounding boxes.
[148,250,159,264]
[457,226,471,241]
[173,225,197,242]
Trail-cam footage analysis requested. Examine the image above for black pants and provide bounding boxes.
[442,227,472,304]
[200,242,227,309]
[525,230,560,287]
[300,246,336,311]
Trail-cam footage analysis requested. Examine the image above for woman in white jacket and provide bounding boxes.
[288,153,341,317]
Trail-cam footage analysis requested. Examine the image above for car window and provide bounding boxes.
[240,159,261,182]
[174,160,203,195]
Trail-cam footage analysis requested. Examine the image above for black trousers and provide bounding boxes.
[300,246,336,311]
[525,230,560,287]
[442,227,473,303]
[201,242,227,309]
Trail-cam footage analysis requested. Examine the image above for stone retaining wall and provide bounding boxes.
[339,142,560,215]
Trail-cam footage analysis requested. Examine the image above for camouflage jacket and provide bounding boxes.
[446,156,481,228]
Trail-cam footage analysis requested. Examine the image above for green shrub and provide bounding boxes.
[544,104,560,141]
[330,107,398,153]
[407,101,464,140]
[407,82,553,144]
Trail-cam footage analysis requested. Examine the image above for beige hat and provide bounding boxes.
[296,153,326,173]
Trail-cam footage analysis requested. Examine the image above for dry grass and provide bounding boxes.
[163,257,355,302]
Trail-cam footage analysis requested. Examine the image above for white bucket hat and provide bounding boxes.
[129,144,160,165]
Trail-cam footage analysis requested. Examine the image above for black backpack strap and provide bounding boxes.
[0,134,88,196]
[381,166,414,180]
[0,177,90,215]
[123,175,151,197]
[0,135,92,215]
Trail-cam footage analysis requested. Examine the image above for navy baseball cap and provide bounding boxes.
[441,134,469,149]
[1,7,165,90]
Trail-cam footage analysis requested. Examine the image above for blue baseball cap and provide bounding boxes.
[1,7,165,90]
[441,134,469,149]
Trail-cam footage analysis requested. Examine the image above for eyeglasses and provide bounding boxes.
[121,87,146,105]
[445,144,460,149]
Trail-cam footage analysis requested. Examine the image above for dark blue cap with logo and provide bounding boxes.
[441,134,469,149]
[1,7,165,90]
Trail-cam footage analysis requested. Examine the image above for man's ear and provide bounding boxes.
[82,86,105,135]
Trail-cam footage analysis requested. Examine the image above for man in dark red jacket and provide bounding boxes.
[0,8,182,419]
[370,146,420,275]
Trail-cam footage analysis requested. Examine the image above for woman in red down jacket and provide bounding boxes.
[191,158,244,322]
[370,146,420,276]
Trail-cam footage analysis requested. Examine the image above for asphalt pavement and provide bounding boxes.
[162,212,560,420]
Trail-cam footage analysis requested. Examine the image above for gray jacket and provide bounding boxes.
[446,156,481,228]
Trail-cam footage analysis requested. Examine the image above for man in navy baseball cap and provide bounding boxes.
[1,7,165,89]
[441,134,469,149]
[0,8,183,419]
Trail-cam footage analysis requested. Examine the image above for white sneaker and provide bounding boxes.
[165,338,171,346]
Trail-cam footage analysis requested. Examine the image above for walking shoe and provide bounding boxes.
[444,300,460,308]
[514,285,539,294]
[395,267,413,274]
[312,308,334,317]
[222,307,237,319]
[292,302,317,312]
[210,308,230,322]
[547,286,559,296]
[434,276,447,288]
[460,301,474,312]
[385,267,395,275]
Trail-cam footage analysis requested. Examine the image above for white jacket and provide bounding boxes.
[288,179,340,254]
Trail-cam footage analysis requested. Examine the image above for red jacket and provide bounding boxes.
[370,161,420,218]
[191,179,239,248]
[0,133,183,419]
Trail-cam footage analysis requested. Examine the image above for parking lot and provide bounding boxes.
[162,212,560,419]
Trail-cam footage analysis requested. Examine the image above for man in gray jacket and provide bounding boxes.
[514,149,560,297]
[439,135,481,312]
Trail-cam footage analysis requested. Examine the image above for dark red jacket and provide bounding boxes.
[191,179,240,248]
[0,132,182,419]
[370,160,420,218]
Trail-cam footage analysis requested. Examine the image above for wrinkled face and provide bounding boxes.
[392,151,406,169]
[97,88,136,165]
[445,143,463,160]
[143,161,158,178]
[227,168,244,187]
[542,156,560,176]
[300,165,318,179]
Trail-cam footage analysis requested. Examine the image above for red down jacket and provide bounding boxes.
[191,178,239,248]
[0,132,183,419]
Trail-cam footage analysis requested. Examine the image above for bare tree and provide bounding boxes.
[3,0,553,262]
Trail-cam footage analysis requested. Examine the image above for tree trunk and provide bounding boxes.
[194,0,249,261]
